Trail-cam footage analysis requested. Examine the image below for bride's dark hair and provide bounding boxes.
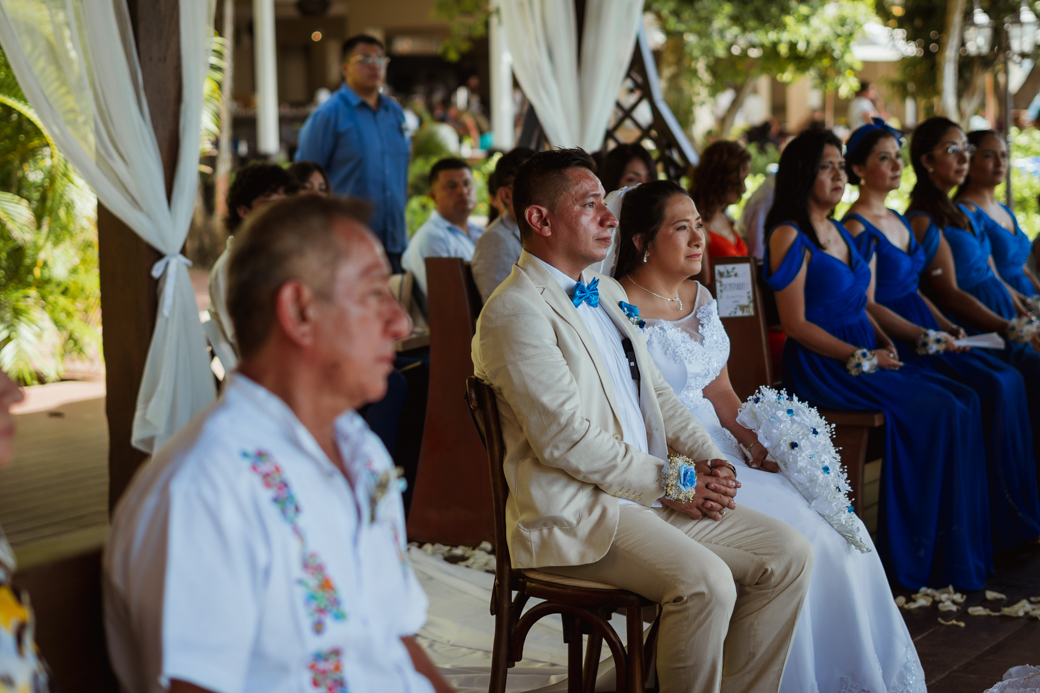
[764,129,844,249]
[613,180,690,279]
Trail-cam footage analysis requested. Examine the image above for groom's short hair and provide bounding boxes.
[512,147,597,243]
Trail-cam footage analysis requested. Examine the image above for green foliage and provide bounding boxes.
[0,48,100,384]
[650,0,878,137]
[875,0,1026,115]
[1000,127,1040,239]
[199,34,228,167]
[432,0,490,61]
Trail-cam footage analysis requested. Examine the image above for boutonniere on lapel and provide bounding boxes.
[619,301,646,330]
[369,465,406,522]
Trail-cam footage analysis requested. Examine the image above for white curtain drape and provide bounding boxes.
[500,0,644,151]
[0,0,217,453]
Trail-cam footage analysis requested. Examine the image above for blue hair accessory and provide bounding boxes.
[846,117,904,156]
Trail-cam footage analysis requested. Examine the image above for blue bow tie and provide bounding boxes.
[572,277,600,308]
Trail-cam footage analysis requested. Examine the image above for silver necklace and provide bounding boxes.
[628,277,683,311]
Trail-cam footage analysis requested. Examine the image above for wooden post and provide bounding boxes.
[100,0,182,511]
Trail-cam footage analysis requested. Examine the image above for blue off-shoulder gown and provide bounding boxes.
[764,221,992,590]
[962,203,1038,299]
[908,210,1040,445]
[847,212,1040,551]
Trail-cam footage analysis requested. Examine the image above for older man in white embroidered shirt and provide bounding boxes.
[103,197,452,693]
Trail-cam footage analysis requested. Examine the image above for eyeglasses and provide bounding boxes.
[349,55,390,68]
[935,144,977,157]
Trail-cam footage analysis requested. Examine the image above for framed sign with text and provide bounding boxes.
[714,262,754,317]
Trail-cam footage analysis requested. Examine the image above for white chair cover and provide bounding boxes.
[0,0,218,453]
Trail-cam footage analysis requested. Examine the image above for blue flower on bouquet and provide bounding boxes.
[678,465,697,490]
[618,301,646,329]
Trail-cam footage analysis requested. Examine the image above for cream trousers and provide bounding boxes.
[544,503,814,693]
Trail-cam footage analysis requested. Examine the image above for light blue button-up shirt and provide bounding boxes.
[401,210,484,296]
[295,84,411,253]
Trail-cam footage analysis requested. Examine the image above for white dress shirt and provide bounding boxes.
[104,375,433,693]
[528,255,660,507]
[402,210,484,296]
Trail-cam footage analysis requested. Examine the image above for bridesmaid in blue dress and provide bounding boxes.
[842,120,1040,550]
[956,129,1040,302]
[905,117,1040,447]
[763,129,992,590]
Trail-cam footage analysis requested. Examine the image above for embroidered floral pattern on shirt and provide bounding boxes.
[300,551,347,633]
[242,449,302,540]
[308,647,349,692]
[244,448,347,634]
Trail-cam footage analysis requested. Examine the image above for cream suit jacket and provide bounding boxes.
[472,251,725,569]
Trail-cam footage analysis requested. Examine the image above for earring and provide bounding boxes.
[928,168,935,174]
[643,250,649,264]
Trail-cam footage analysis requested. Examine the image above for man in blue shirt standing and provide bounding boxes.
[296,35,410,272]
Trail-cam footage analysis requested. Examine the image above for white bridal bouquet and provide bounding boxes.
[736,386,871,553]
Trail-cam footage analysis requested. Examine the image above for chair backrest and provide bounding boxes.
[465,376,513,582]
[713,256,773,400]
[406,257,495,546]
[389,270,428,328]
[13,549,118,692]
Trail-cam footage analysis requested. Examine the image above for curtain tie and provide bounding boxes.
[151,253,193,318]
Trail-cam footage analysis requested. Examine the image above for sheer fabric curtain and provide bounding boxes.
[0,0,217,453]
[500,0,644,151]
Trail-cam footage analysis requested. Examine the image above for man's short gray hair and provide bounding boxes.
[227,195,373,359]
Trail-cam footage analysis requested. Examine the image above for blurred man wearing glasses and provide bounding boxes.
[297,35,411,272]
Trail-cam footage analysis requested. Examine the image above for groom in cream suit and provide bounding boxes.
[472,149,813,693]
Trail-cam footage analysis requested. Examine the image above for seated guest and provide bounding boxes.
[471,147,535,302]
[0,372,52,692]
[956,130,1040,303]
[473,147,813,693]
[597,142,656,193]
[402,158,482,297]
[103,196,452,693]
[842,118,1040,550]
[740,174,775,261]
[690,140,752,264]
[288,159,331,196]
[613,180,925,693]
[764,129,993,591]
[209,162,294,356]
[905,118,1040,435]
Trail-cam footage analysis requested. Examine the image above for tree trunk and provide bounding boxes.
[719,75,758,139]
[213,0,235,239]
[959,60,988,127]
[937,0,966,121]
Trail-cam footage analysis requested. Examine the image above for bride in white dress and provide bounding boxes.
[606,180,925,693]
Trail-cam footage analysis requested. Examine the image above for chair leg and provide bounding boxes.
[582,628,603,693]
[488,582,514,693]
[626,605,647,693]
[833,424,870,520]
[563,614,584,693]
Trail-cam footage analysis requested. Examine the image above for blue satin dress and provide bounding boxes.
[962,203,1038,299]
[909,210,1040,443]
[764,221,992,590]
[847,212,1040,551]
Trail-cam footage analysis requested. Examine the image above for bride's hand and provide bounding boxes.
[745,442,781,473]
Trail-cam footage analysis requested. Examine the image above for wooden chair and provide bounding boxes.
[13,549,118,692]
[465,376,662,693]
[406,258,495,546]
[713,256,884,519]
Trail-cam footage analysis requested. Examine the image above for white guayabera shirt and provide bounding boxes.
[103,375,432,693]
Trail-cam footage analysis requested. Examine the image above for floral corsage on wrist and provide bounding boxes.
[1025,295,1040,316]
[1007,315,1040,343]
[846,348,878,376]
[916,329,947,355]
[662,453,699,504]
[619,301,646,330]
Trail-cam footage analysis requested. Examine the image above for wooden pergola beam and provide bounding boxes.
[99,0,182,511]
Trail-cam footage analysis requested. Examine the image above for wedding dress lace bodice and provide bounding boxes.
[643,283,744,461]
